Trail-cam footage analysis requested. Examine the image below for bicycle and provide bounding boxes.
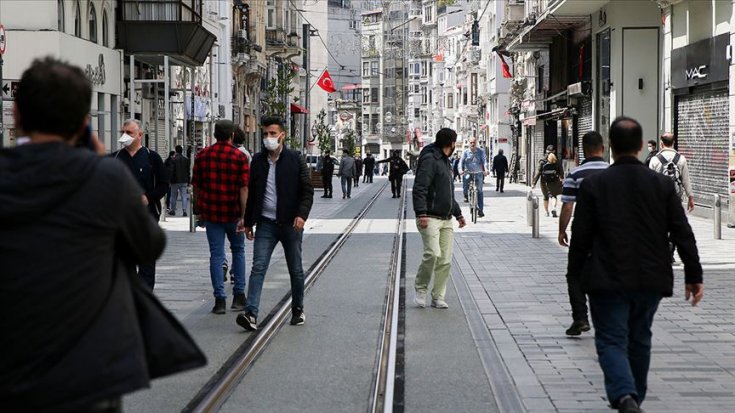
[464,171,484,224]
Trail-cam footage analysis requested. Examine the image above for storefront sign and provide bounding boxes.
[84,54,106,85]
[672,34,729,89]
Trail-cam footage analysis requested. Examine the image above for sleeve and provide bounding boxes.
[532,163,542,186]
[244,156,257,227]
[460,152,467,170]
[148,151,170,202]
[338,159,345,175]
[412,156,434,215]
[680,158,694,197]
[665,178,702,283]
[192,152,202,189]
[452,198,463,219]
[567,179,595,280]
[560,175,578,204]
[297,155,314,220]
[240,154,249,188]
[491,157,496,173]
[649,155,662,172]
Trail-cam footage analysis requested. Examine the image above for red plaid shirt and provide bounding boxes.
[192,141,249,223]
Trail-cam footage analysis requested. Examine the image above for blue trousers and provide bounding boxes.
[205,221,246,299]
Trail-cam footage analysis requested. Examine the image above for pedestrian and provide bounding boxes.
[532,152,564,217]
[568,116,703,413]
[648,132,695,212]
[643,139,657,167]
[0,56,205,412]
[321,150,335,198]
[412,128,466,309]
[168,145,191,217]
[354,155,363,188]
[112,118,170,290]
[460,137,488,217]
[377,150,410,198]
[338,148,357,199]
[452,153,461,182]
[363,152,376,183]
[191,120,250,314]
[164,150,175,213]
[491,149,509,193]
[237,116,314,330]
[233,126,253,164]
[558,131,609,336]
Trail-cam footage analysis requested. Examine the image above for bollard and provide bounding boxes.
[527,189,534,226]
[714,194,721,240]
[532,196,540,238]
[189,185,197,233]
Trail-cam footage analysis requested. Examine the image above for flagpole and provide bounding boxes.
[303,23,310,154]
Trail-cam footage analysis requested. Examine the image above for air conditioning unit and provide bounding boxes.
[505,4,525,22]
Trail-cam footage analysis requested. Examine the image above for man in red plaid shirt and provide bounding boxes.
[192,120,250,314]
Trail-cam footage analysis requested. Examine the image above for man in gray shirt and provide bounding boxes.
[338,149,357,199]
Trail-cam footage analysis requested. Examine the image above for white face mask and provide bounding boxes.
[118,133,134,147]
[263,136,280,151]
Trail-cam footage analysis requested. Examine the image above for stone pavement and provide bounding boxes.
[450,180,735,413]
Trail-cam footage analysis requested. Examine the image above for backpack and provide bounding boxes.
[656,153,684,198]
[541,161,560,183]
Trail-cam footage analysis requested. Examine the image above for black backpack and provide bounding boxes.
[541,162,560,183]
[656,153,684,198]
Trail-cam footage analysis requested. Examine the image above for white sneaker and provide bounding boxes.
[414,290,427,308]
[431,299,449,309]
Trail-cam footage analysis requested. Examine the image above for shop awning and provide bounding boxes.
[290,103,309,114]
[341,83,362,91]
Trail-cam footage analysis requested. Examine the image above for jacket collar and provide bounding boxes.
[612,155,642,166]
[582,156,605,164]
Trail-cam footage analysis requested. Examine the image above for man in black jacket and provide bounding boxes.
[363,152,376,183]
[237,116,314,330]
[320,150,335,198]
[169,144,191,216]
[491,149,509,193]
[412,128,465,309]
[377,150,409,197]
[568,117,703,413]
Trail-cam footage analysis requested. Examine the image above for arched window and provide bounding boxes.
[102,10,109,47]
[74,1,82,37]
[58,0,65,32]
[89,3,98,43]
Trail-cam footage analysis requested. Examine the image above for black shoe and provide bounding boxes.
[183,212,187,217]
[347,195,351,199]
[236,311,258,331]
[222,262,228,283]
[500,190,504,193]
[231,294,246,311]
[343,194,346,199]
[463,198,468,203]
[477,210,485,218]
[496,188,499,191]
[617,395,641,413]
[168,211,176,216]
[321,195,328,198]
[212,298,226,314]
[290,308,306,326]
[565,320,591,336]
[327,195,333,198]
[552,209,558,218]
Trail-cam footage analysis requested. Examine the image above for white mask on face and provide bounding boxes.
[263,133,281,151]
[118,133,134,147]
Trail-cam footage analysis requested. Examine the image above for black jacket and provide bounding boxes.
[413,144,462,219]
[170,153,191,184]
[492,154,509,176]
[363,155,376,173]
[245,148,314,227]
[321,155,335,177]
[0,143,205,411]
[568,156,702,296]
[377,155,409,179]
[111,147,170,217]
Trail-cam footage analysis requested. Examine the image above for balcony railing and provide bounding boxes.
[119,0,202,22]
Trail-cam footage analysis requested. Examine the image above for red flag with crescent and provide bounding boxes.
[317,69,337,93]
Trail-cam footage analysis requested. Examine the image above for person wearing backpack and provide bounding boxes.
[649,133,694,212]
[532,152,564,217]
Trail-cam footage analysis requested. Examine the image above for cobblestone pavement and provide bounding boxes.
[452,181,735,413]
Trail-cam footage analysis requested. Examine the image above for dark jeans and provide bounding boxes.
[390,176,403,196]
[138,210,160,290]
[245,219,305,317]
[565,272,588,322]
[205,220,246,299]
[589,291,662,407]
[322,174,332,197]
[341,176,353,197]
[363,171,373,183]
[496,174,505,192]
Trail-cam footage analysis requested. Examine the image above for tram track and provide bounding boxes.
[183,180,408,413]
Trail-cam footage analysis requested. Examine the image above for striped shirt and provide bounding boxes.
[560,157,608,204]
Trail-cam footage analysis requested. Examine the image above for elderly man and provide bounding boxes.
[460,137,488,217]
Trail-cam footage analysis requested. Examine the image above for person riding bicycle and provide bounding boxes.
[460,138,488,218]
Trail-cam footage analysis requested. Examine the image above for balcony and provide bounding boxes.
[116,0,216,66]
[362,46,380,58]
[266,28,301,57]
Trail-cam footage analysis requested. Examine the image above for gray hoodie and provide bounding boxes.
[338,154,357,178]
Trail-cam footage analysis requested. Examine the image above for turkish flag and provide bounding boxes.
[317,69,337,93]
[497,53,512,79]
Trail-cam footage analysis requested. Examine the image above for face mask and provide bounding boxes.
[263,136,280,151]
[648,146,654,151]
[118,133,134,147]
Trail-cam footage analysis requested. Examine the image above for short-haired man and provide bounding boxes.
[568,117,703,412]
[192,120,250,314]
[460,137,488,217]
[362,152,376,183]
[237,117,314,330]
[320,150,335,198]
[338,149,357,199]
[233,126,252,165]
[168,144,190,216]
[113,118,170,289]
[643,139,657,167]
[491,148,509,193]
[413,128,466,309]
[558,131,608,336]
[649,133,695,212]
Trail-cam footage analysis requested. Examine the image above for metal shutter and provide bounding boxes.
[675,89,729,207]
[577,97,593,164]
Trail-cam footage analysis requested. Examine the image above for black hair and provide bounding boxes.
[261,116,286,131]
[168,150,176,157]
[15,57,92,141]
[647,140,657,148]
[175,145,183,154]
[233,127,246,146]
[214,120,235,141]
[498,148,504,155]
[581,131,604,154]
[435,128,457,149]
[609,116,643,155]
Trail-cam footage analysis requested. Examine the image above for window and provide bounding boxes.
[371,61,379,76]
[429,90,432,105]
[74,1,82,37]
[89,3,97,43]
[363,62,370,77]
[470,73,478,105]
[421,62,427,76]
[368,35,376,49]
[371,114,379,133]
[424,6,433,23]
[447,93,453,109]
[267,0,275,29]
[349,20,358,30]
[363,88,370,103]
[420,86,427,104]
[371,87,379,103]
[414,108,420,118]
[413,84,419,93]
[102,11,109,46]
[58,0,65,32]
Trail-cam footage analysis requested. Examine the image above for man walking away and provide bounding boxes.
[452,153,461,182]
[363,152,376,183]
[192,120,250,314]
[169,145,190,216]
[234,126,253,164]
[321,150,335,198]
[164,150,175,213]
[354,156,363,188]
[413,128,466,309]
[237,116,314,330]
[338,149,357,199]
[112,119,170,290]
[460,138,488,217]
[558,131,608,336]
[492,149,509,193]
[649,132,695,212]
[643,139,657,167]
[568,117,703,413]
[377,150,410,198]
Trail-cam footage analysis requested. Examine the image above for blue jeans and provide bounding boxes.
[205,221,246,299]
[589,291,662,407]
[341,176,352,197]
[462,173,484,211]
[246,219,304,317]
[170,183,189,213]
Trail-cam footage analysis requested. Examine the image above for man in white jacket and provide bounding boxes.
[649,133,695,212]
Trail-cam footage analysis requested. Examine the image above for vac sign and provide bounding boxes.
[685,65,708,80]
[671,34,729,89]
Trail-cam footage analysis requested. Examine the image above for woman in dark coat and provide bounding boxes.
[532,153,564,217]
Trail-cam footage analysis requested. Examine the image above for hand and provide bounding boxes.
[558,231,569,247]
[687,196,695,212]
[236,218,246,233]
[91,131,106,155]
[418,216,429,229]
[141,194,149,206]
[457,216,466,228]
[483,170,489,176]
[685,283,703,306]
[293,217,305,232]
[244,226,254,241]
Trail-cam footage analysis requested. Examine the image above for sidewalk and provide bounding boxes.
[451,181,735,412]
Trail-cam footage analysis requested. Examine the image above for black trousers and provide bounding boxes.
[138,210,159,290]
[363,171,374,183]
[496,174,505,192]
[565,272,588,322]
[390,176,402,196]
[322,174,332,197]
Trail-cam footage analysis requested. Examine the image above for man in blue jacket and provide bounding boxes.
[237,117,314,330]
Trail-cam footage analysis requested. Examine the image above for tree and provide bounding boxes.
[341,128,356,156]
[261,63,299,148]
[314,109,333,154]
